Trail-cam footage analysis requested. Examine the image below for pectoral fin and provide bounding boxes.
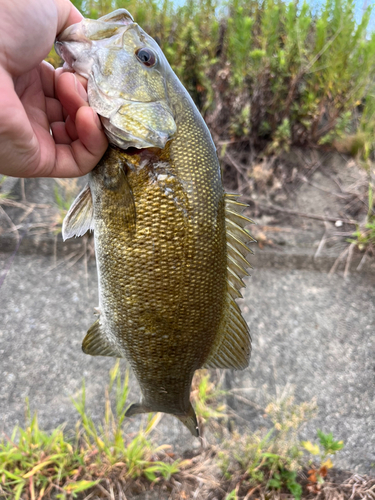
[62,184,94,241]
[100,151,136,235]
[117,169,136,235]
[82,319,123,358]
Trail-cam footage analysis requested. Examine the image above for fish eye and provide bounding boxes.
[135,47,157,67]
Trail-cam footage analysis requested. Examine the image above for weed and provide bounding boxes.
[0,175,11,200]
[217,392,320,498]
[0,362,162,499]
[48,0,375,160]
[0,364,346,499]
[53,179,80,232]
[191,370,227,427]
[302,429,344,493]
[348,181,375,253]
[267,461,302,499]
[144,458,189,482]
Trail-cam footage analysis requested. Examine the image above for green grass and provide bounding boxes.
[0,362,345,499]
[348,181,375,254]
[49,0,375,160]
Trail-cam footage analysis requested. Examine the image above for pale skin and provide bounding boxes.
[0,0,108,178]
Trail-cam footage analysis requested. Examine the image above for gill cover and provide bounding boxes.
[55,9,177,149]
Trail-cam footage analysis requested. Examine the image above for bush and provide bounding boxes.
[46,0,375,160]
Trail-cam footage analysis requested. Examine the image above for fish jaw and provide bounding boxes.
[55,10,177,150]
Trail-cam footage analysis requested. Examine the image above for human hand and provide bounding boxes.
[0,0,108,178]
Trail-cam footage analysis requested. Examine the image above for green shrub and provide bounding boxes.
[50,0,375,159]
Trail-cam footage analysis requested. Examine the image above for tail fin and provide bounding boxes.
[125,402,148,417]
[177,403,199,437]
[125,402,200,437]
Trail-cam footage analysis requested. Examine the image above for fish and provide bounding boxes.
[55,9,254,437]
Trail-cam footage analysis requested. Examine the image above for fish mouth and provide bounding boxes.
[55,10,177,151]
[55,23,94,77]
[55,10,135,74]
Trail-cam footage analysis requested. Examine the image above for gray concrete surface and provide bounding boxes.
[1,251,374,473]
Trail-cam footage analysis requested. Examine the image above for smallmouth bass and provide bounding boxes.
[56,9,254,437]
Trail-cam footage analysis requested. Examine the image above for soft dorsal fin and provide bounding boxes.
[62,184,94,241]
[82,319,123,358]
[203,193,254,370]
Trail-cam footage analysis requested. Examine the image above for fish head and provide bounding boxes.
[55,9,177,149]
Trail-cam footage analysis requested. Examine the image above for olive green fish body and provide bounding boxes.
[57,9,253,436]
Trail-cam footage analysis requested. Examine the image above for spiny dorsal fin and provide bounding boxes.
[82,319,123,357]
[203,193,254,370]
[62,184,94,241]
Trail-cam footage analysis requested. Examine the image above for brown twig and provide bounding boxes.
[344,242,356,278]
[314,221,331,259]
[224,152,249,185]
[256,202,358,225]
[329,246,349,276]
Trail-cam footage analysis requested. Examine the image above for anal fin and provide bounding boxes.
[82,319,123,358]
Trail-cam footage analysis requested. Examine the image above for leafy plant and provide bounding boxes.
[267,459,302,499]
[0,363,346,499]
[302,429,344,492]
[144,458,189,482]
[47,0,375,160]
[0,400,95,500]
[218,392,319,497]
[191,370,227,428]
[0,362,162,499]
[348,181,375,253]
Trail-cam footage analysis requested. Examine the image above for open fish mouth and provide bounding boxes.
[55,9,177,150]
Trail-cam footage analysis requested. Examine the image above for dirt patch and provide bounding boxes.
[0,148,374,275]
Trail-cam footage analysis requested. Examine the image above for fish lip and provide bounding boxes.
[56,22,90,46]
[55,19,137,72]
[55,23,92,72]
[54,41,76,70]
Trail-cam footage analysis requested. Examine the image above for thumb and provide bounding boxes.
[54,0,83,36]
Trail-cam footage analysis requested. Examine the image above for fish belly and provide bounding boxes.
[92,154,227,414]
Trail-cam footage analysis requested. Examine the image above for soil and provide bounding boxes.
[1,146,373,275]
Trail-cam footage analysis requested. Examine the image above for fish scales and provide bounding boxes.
[56,8,253,436]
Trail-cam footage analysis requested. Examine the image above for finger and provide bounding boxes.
[0,67,39,177]
[75,74,88,91]
[51,121,72,145]
[65,115,79,141]
[56,69,88,91]
[55,0,83,35]
[50,107,107,177]
[40,61,56,98]
[56,71,87,120]
[50,116,79,143]
[46,97,64,123]
[75,106,107,155]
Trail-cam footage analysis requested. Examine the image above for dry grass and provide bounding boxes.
[0,365,359,500]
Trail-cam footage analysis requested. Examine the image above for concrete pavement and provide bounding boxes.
[1,250,374,472]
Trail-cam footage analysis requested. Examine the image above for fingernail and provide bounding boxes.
[92,109,103,130]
